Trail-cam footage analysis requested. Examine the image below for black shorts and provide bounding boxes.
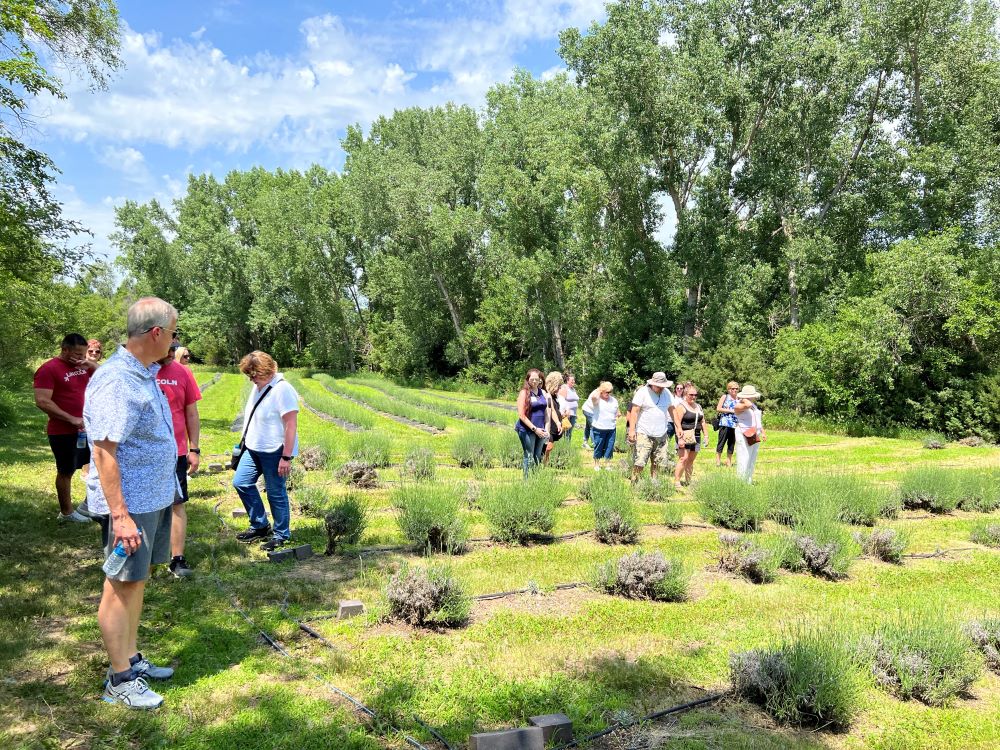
[175,454,189,504]
[48,434,90,476]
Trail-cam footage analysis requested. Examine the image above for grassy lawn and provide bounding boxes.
[2,375,999,749]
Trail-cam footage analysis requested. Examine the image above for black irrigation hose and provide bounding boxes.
[550,693,727,750]
[413,715,455,750]
[228,597,433,750]
[473,582,588,602]
[903,546,979,559]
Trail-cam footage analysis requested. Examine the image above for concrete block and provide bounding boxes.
[208,462,224,473]
[469,727,544,750]
[231,508,248,518]
[267,548,295,563]
[529,714,573,745]
[292,544,314,561]
[338,600,365,619]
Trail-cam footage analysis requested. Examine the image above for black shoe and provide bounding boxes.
[260,537,290,552]
[236,525,271,543]
[169,556,194,578]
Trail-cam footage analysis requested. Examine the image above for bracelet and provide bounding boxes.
[281,455,294,461]
[188,448,201,454]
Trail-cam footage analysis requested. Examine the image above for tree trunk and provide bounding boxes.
[431,267,471,368]
[788,260,800,329]
[341,326,355,372]
[551,318,566,370]
[683,263,698,340]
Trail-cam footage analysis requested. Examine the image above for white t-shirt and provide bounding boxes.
[592,396,619,430]
[631,385,671,438]
[736,403,762,433]
[244,373,300,455]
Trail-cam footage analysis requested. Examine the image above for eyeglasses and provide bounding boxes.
[181,354,191,360]
[728,387,738,391]
[142,325,180,337]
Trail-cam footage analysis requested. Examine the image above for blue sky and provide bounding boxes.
[32,0,613,260]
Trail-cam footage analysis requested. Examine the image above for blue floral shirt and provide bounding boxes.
[84,346,179,515]
[720,395,739,428]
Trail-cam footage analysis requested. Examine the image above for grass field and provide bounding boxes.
[2,371,999,749]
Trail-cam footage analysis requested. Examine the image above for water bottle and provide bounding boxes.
[102,526,142,576]
[77,431,87,450]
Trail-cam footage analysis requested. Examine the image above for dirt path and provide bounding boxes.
[300,400,363,432]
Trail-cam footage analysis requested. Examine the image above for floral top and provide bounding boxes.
[720,395,739,428]
[84,346,180,515]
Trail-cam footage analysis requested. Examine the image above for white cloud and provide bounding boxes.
[31,3,606,155]
[97,145,150,184]
[190,26,206,40]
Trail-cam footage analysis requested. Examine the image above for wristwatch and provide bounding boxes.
[188,448,201,454]
[281,455,294,461]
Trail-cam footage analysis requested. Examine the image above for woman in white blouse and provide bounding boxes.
[733,384,765,482]
[588,382,619,471]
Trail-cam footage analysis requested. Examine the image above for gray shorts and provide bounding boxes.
[100,505,173,582]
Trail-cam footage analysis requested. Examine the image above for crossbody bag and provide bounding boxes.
[230,385,273,469]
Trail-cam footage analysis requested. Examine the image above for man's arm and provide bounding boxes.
[185,403,201,474]
[626,403,640,443]
[33,388,84,429]
[92,439,142,553]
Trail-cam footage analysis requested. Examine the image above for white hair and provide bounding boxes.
[126,297,178,338]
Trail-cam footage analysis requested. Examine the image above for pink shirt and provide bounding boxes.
[155,361,202,456]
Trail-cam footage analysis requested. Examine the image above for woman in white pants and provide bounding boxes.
[734,385,765,482]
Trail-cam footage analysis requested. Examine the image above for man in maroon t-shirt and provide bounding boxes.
[33,333,97,521]
[155,344,202,577]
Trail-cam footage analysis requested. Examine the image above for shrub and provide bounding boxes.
[547,439,581,470]
[860,613,982,706]
[663,503,683,529]
[828,475,897,526]
[760,473,818,526]
[855,527,908,564]
[965,618,1000,673]
[323,495,369,555]
[922,432,947,449]
[897,467,959,513]
[480,473,565,543]
[285,463,307,491]
[783,516,858,580]
[297,444,329,471]
[451,430,494,468]
[0,386,17,429]
[589,473,640,544]
[730,628,861,728]
[760,473,896,528]
[392,484,468,554]
[337,460,378,489]
[385,564,470,627]
[634,476,673,503]
[970,522,1000,547]
[718,532,781,584]
[697,474,769,531]
[347,433,392,467]
[495,431,524,468]
[594,551,689,602]
[401,446,435,481]
[296,485,331,518]
[955,470,1000,513]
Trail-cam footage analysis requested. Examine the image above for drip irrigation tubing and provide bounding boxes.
[473,582,587,601]
[550,693,727,750]
[903,546,979,559]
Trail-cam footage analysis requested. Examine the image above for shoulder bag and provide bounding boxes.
[230,385,274,470]
[742,406,760,446]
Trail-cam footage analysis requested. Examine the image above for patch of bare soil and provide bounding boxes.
[470,586,599,624]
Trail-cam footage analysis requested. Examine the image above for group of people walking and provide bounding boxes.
[32,298,300,710]
[514,368,766,486]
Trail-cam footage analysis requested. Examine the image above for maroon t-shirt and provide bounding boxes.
[33,357,92,435]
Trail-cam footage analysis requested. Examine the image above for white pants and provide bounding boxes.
[735,430,760,483]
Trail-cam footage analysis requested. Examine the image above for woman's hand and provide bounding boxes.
[278,457,292,477]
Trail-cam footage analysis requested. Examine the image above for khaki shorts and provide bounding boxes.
[633,432,669,468]
[100,505,172,582]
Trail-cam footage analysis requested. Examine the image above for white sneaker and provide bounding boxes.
[57,510,89,523]
[594,465,601,472]
[101,675,164,709]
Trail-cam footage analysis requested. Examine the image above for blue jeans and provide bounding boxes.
[233,447,290,540]
[566,414,577,443]
[583,413,593,444]
[517,429,545,479]
[592,427,617,461]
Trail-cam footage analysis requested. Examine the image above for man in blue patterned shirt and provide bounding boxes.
[84,297,181,709]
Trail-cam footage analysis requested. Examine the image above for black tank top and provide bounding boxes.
[680,404,703,433]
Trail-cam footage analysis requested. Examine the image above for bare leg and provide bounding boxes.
[55,474,75,515]
[171,504,187,558]
[98,578,146,673]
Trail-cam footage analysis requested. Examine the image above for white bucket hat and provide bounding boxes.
[737,385,762,400]
[647,372,672,387]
